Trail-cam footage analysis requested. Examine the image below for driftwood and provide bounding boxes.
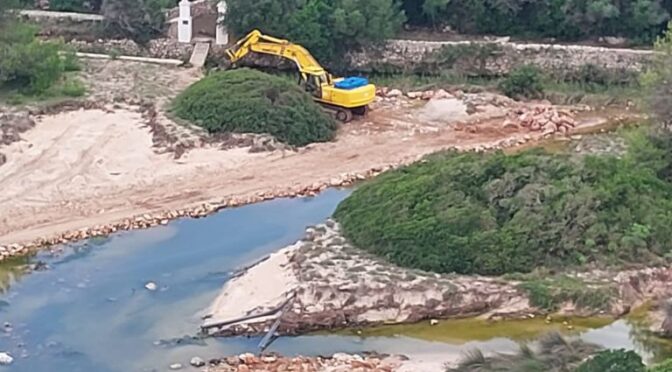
[201,292,296,334]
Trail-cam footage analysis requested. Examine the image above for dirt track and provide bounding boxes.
[0,59,596,247]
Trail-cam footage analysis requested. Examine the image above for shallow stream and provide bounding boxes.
[0,189,670,371]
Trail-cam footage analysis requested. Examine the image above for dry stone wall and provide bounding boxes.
[348,39,655,77]
[67,38,195,61]
[60,37,655,77]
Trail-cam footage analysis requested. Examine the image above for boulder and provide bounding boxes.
[0,352,13,365]
[190,357,205,367]
[386,89,403,98]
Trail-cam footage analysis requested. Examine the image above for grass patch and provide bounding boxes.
[171,68,337,147]
[519,276,615,311]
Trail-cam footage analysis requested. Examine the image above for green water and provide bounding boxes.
[344,317,614,344]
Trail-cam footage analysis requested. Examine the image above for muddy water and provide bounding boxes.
[0,190,670,372]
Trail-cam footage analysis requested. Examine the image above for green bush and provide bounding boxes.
[577,349,645,372]
[649,359,672,371]
[519,277,615,311]
[334,130,672,275]
[171,68,337,147]
[0,22,79,95]
[498,65,545,99]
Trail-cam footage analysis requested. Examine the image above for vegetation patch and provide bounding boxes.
[576,349,645,372]
[334,129,672,276]
[171,68,337,147]
[518,276,615,311]
[498,65,545,99]
[0,15,83,98]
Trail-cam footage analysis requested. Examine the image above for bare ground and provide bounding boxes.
[0,58,619,247]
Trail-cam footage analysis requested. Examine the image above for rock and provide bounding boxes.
[603,36,628,46]
[190,357,205,367]
[144,281,158,291]
[430,319,439,326]
[386,89,402,98]
[407,91,423,99]
[421,90,435,100]
[169,363,183,370]
[0,352,13,365]
[433,89,452,99]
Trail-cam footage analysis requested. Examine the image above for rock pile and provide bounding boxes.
[504,106,577,136]
[206,353,403,372]
[0,165,400,262]
[376,87,457,101]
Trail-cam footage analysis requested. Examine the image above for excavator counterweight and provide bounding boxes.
[224,30,376,123]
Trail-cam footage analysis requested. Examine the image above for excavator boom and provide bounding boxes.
[224,30,376,122]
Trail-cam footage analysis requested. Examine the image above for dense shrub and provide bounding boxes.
[577,349,645,372]
[225,0,405,63]
[402,0,671,44]
[171,68,337,147]
[0,16,79,95]
[334,130,672,275]
[498,65,545,99]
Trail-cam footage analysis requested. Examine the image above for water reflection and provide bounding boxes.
[0,255,31,294]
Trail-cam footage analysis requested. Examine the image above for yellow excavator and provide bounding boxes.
[224,30,376,123]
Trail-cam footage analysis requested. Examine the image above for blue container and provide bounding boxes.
[335,76,369,90]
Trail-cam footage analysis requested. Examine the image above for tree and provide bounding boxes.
[422,0,450,27]
[225,0,405,63]
[100,0,167,44]
[643,21,672,129]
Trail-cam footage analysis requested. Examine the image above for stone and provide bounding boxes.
[433,89,452,99]
[190,357,205,367]
[603,36,628,46]
[386,89,402,98]
[430,319,439,326]
[144,281,158,291]
[406,91,423,99]
[0,352,13,365]
[169,363,183,369]
[421,90,435,100]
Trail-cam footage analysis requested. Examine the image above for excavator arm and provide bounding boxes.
[226,30,328,79]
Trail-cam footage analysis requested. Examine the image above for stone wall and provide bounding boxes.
[19,10,103,39]
[67,38,195,61]
[348,39,655,77]
[63,36,656,78]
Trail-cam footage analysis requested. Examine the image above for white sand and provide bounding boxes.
[203,243,300,328]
